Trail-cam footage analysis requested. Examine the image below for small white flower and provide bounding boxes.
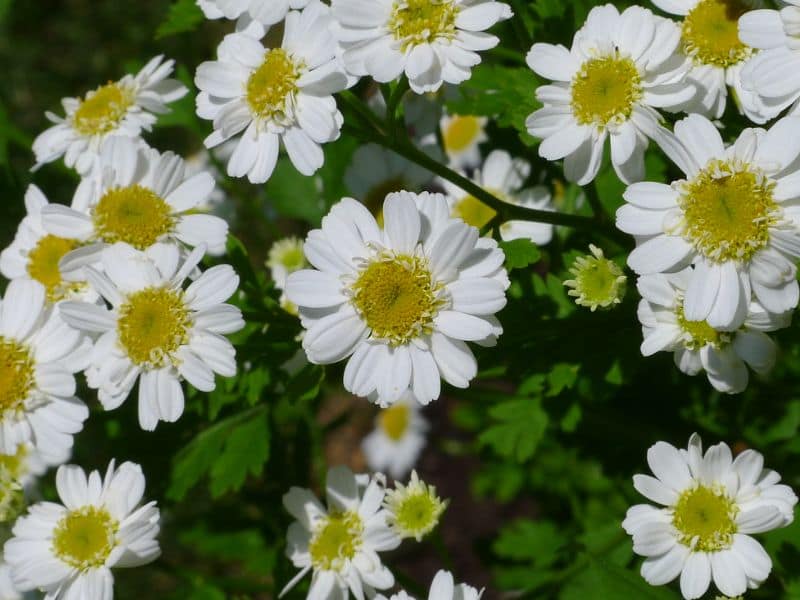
[0,279,90,460]
[362,394,428,479]
[281,466,400,600]
[268,237,308,290]
[58,243,244,431]
[384,470,447,541]
[332,0,513,94]
[526,4,695,185]
[195,1,349,183]
[40,137,229,272]
[376,570,482,600]
[623,434,797,599]
[0,185,96,304]
[651,0,765,122]
[4,460,161,599]
[440,113,487,170]
[197,0,311,26]
[440,149,555,245]
[33,56,187,175]
[617,113,800,331]
[637,269,786,394]
[564,245,627,311]
[284,191,509,407]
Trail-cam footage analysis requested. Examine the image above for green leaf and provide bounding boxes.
[499,238,542,270]
[560,556,678,599]
[493,519,566,567]
[179,526,276,576]
[478,397,549,462]
[265,158,326,224]
[157,0,205,39]
[209,410,270,497]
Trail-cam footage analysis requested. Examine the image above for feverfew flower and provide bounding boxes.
[440,149,555,245]
[197,0,311,26]
[623,434,797,599]
[281,466,400,599]
[652,0,763,121]
[0,442,70,492]
[376,570,483,600]
[362,394,428,479]
[41,137,229,270]
[0,279,89,459]
[526,4,694,184]
[0,185,95,304]
[195,1,349,183]
[32,56,187,175]
[638,270,787,393]
[0,470,23,526]
[284,192,509,407]
[440,113,487,170]
[617,114,800,331]
[564,245,627,311]
[384,470,447,541]
[739,1,800,121]
[268,237,308,290]
[59,243,244,431]
[332,0,513,94]
[4,460,161,599]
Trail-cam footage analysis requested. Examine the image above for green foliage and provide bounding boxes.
[500,238,542,270]
[157,0,204,38]
[479,396,549,462]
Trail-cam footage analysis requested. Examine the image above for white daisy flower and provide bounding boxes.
[738,1,800,122]
[195,1,349,184]
[0,185,96,304]
[440,113,487,170]
[0,279,90,460]
[376,570,482,600]
[384,470,447,541]
[332,0,513,94]
[617,113,800,331]
[526,4,695,185]
[651,0,766,122]
[281,465,400,600]
[637,269,787,394]
[197,0,311,25]
[0,557,20,600]
[362,394,428,479]
[268,237,309,290]
[284,191,509,407]
[41,137,229,274]
[32,56,188,175]
[58,243,244,431]
[440,149,555,245]
[623,434,797,599]
[4,460,161,599]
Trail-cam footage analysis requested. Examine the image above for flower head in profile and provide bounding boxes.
[362,394,428,480]
[332,0,513,94]
[526,4,694,184]
[284,191,508,407]
[282,466,400,600]
[195,1,349,183]
[618,113,800,331]
[623,434,797,599]
[33,55,187,175]
[564,245,627,311]
[59,243,244,430]
[4,460,160,599]
[384,470,448,541]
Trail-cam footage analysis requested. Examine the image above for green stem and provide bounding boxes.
[338,90,386,136]
[585,182,609,224]
[386,78,410,140]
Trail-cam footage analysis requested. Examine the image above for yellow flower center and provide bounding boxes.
[676,305,727,350]
[72,83,134,137]
[564,248,627,311]
[392,490,444,538]
[0,337,36,416]
[308,511,363,571]
[380,404,411,440]
[351,254,441,345]
[27,235,84,302]
[682,0,751,68]
[389,0,460,51]
[246,49,301,121]
[0,467,24,524]
[443,115,483,154]
[451,195,497,229]
[571,54,642,127]
[117,287,192,368]
[0,445,28,481]
[678,161,778,263]
[92,184,175,251]
[52,506,117,570]
[672,485,738,552]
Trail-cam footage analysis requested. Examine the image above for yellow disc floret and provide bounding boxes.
[117,287,192,368]
[385,471,448,541]
[52,506,118,570]
[351,253,442,345]
[571,54,642,128]
[27,235,84,301]
[443,116,483,154]
[308,511,364,571]
[389,0,460,51]
[676,304,728,351]
[564,245,627,311]
[682,0,751,68]
[451,195,497,229]
[246,49,301,122]
[0,337,36,416]
[0,445,28,481]
[379,404,411,441]
[672,485,738,552]
[72,82,134,137]
[92,185,175,250]
[678,160,778,263]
